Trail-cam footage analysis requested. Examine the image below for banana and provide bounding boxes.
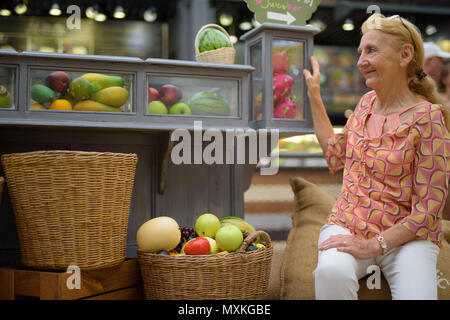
[73,100,122,112]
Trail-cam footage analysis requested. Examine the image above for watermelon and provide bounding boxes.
[187,91,230,116]
[198,28,232,53]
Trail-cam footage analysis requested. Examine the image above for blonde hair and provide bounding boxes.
[361,13,450,132]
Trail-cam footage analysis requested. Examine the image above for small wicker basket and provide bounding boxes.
[1,150,138,270]
[138,230,273,300]
[195,24,236,64]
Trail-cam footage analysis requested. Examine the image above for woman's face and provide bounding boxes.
[357,29,404,91]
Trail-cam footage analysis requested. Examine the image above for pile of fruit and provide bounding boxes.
[272,51,298,119]
[253,50,300,120]
[30,71,131,112]
[148,85,231,117]
[136,213,266,256]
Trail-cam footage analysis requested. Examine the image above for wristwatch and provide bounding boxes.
[376,235,388,254]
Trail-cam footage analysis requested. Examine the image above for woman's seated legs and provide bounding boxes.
[314,224,376,300]
[378,239,440,300]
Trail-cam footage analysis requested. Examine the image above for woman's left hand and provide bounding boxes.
[319,234,381,260]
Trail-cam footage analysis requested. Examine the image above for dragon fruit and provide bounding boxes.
[273,51,290,75]
[274,99,297,119]
[273,74,294,105]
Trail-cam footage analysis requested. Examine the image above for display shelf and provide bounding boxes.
[0,51,255,131]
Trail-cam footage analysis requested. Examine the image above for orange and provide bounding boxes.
[30,103,46,110]
[48,99,72,111]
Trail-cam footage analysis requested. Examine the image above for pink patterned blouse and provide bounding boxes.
[325,90,450,248]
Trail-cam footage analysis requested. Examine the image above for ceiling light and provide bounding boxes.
[219,13,233,27]
[14,2,27,15]
[252,17,261,28]
[143,8,157,23]
[113,6,126,19]
[239,21,252,31]
[0,9,11,16]
[342,19,354,31]
[85,5,98,19]
[310,19,326,31]
[425,25,437,36]
[94,12,107,22]
[49,3,62,16]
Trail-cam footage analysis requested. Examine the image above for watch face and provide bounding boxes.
[381,243,387,249]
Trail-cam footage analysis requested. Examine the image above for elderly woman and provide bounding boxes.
[303,13,450,300]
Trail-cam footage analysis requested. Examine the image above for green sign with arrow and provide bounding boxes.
[244,0,321,26]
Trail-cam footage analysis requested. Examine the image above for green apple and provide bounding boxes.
[148,100,168,114]
[215,225,243,252]
[195,213,221,238]
[169,102,191,115]
[204,237,219,254]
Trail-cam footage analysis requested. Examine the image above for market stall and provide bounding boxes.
[0,21,319,300]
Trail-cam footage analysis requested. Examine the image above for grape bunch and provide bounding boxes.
[242,232,256,244]
[174,226,195,253]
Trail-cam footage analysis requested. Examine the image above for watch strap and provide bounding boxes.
[376,235,388,254]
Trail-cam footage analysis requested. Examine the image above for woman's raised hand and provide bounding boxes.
[303,56,321,99]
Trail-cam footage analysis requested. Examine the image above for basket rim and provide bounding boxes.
[195,23,234,56]
[138,246,273,259]
[138,230,273,259]
[196,46,236,58]
[1,150,138,167]
[1,150,137,158]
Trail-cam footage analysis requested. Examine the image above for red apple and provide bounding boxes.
[148,87,159,102]
[183,237,210,255]
[46,71,71,93]
[159,84,182,106]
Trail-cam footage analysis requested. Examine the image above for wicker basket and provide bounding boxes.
[1,150,138,270]
[138,230,273,300]
[195,24,236,64]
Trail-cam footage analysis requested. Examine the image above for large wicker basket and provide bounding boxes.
[195,24,235,64]
[1,150,138,270]
[138,230,273,300]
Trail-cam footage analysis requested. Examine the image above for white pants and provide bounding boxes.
[313,224,440,300]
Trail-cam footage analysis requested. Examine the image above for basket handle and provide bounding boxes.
[194,23,233,56]
[237,230,272,253]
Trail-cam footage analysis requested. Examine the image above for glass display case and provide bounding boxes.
[0,65,17,110]
[146,75,238,118]
[241,23,320,134]
[0,51,254,131]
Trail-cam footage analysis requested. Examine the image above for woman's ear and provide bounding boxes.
[399,43,414,67]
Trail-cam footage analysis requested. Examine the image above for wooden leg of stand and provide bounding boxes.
[0,268,15,300]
